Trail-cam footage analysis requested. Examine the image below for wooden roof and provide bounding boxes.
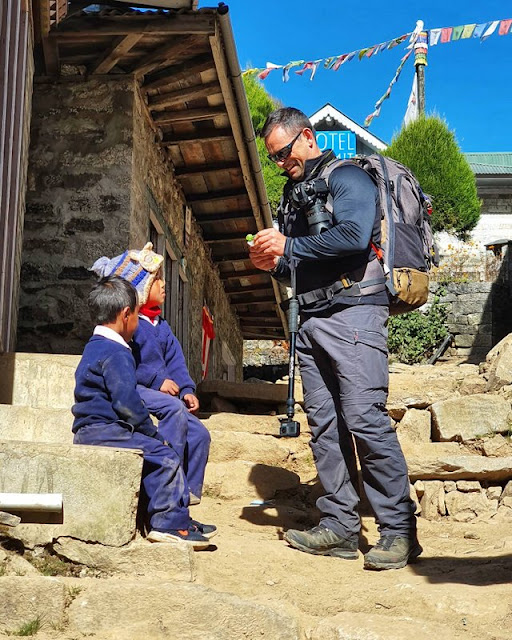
[32,1,287,340]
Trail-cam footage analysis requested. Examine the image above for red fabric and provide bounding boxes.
[139,304,162,320]
[201,306,215,380]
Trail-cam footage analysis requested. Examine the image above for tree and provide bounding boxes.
[383,115,481,237]
[242,74,286,215]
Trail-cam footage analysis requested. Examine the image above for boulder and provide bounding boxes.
[430,394,512,442]
[396,408,431,443]
[480,434,512,457]
[419,480,445,520]
[0,441,142,547]
[483,333,512,390]
[445,490,497,522]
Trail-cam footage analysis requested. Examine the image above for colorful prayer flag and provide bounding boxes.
[461,24,476,39]
[429,28,442,45]
[499,19,512,35]
[451,25,464,41]
[481,21,499,41]
[441,27,453,43]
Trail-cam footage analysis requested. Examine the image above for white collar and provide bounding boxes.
[93,325,131,350]
[139,313,159,326]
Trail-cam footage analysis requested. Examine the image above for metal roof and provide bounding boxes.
[33,0,287,340]
[464,152,512,175]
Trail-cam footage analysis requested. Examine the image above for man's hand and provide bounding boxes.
[248,227,286,271]
[183,393,200,414]
[159,378,180,396]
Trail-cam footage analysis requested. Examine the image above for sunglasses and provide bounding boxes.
[267,130,303,163]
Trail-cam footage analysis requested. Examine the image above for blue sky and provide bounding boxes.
[200,1,512,152]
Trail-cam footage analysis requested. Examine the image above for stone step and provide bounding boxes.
[0,440,142,548]
[0,405,73,443]
[0,352,79,409]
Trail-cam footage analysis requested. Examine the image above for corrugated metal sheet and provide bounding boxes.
[0,1,30,352]
[465,152,512,175]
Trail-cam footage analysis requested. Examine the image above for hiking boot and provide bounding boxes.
[284,525,359,559]
[364,535,423,570]
[147,526,211,550]
[190,519,217,539]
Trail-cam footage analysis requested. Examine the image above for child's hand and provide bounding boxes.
[183,393,199,414]
[160,378,179,396]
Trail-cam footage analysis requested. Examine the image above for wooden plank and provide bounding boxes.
[54,14,216,36]
[232,297,276,306]
[90,33,143,74]
[187,188,247,204]
[0,511,21,527]
[204,233,248,244]
[220,269,262,280]
[160,128,232,146]
[174,161,239,178]
[148,81,221,111]
[142,53,213,92]
[226,284,273,295]
[195,211,254,224]
[42,35,59,74]
[134,35,201,77]
[153,106,226,126]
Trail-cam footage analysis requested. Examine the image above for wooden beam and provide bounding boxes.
[233,297,276,306]
[90,33,143,74]
[153,106,226,126]
[195,211,254,224]
[134,35,202,77]
[212,253,251,264]
[241,321,283,329]
[220,268,262,280]
[174,161,239,178]
[53,14,216,36]
[148,81,221,111]
[204,232,249,244]
[226,284,273,295]
[160,128,232,147]
[187,188,247,204]
[142,54,213,92]
[42,36,59,75]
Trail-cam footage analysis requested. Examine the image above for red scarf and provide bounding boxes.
[139,304,162,320]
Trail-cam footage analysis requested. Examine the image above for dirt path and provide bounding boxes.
[191,496,512,639]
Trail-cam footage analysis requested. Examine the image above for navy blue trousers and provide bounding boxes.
[137,387,211,500]
[296,304,416,539]
[73,423,190,531]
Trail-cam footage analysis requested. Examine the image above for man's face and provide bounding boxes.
[265,125,311,181]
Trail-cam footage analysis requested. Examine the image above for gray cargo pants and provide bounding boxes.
[296,304,416,538]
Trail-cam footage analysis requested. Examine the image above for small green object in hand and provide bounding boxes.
[246,233,255,246]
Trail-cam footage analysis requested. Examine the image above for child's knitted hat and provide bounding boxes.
[90,242,164,305]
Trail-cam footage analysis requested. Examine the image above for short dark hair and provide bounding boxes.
[89,276,138,325]
[261,107,314,139]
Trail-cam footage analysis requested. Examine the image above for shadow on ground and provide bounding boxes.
[410,553,512,585]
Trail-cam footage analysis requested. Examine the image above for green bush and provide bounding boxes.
[388,295,449,364]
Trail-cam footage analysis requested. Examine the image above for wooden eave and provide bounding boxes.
[33,2,287,340]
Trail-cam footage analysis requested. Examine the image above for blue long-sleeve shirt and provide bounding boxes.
[132,317,195,398]
[72,334,158,438]
[272,151,388,310]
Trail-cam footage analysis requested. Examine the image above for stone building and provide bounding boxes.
[0,0,287,384]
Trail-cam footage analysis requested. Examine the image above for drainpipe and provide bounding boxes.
[215,3,288,334]
[0,493,63,513]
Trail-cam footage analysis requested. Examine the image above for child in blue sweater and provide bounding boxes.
[72,275,215,549]
[90,244,211,510]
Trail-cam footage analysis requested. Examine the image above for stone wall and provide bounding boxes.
[18,77,243,381]
[18,77,134,353]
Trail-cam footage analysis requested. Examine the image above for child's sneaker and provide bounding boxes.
[190,519,217,539]
[147,527,211,549]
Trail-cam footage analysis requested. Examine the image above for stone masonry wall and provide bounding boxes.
[18,78,134,354]
[131,90,243,383]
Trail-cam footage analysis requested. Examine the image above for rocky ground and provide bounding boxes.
[1,357,512,639]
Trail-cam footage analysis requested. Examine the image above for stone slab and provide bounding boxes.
[54,537,195,581]
[209,430,293,467]
[0,440,142,547]
[0,352,79,409]
[0,405,73,443]
[67,580,301,639]
[0,577,66,633]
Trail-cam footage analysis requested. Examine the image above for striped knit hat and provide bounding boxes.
[90,242,164,305]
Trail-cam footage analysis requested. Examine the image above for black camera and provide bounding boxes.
[290,179,332,235]
[278,417,301,438]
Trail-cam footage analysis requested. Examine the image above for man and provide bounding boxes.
[249,107,421,570]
